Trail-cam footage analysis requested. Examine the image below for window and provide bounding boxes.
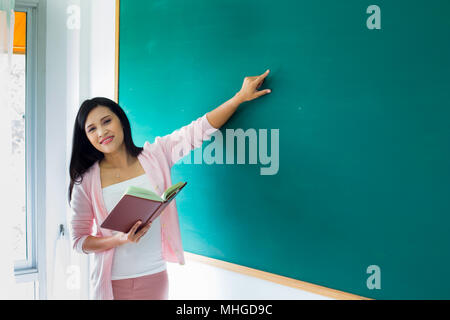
[11,0,43,299]
[11,10,28,267]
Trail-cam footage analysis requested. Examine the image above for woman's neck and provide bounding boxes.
[100,145,135,170]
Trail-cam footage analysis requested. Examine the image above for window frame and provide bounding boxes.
[13,0,46,301]
[13,3,37,276]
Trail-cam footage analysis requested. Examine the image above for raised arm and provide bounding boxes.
[156,69,271,167]
[206,69,272,129]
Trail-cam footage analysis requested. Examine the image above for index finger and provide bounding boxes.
[129,220,142,234]
[135,222,152,242]
[257,69,270,81]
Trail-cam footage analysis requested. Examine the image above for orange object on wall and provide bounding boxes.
[13,11,26,54]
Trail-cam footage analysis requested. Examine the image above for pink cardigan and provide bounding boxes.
[69,113,218,299]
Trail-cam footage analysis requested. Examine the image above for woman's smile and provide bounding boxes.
[101,136,114,145]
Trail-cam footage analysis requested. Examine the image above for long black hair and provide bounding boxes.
[68,97,143,205]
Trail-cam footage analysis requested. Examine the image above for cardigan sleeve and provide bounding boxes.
[69,181,94,254]
[154,113,219,168]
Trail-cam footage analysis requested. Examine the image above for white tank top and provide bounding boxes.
[102,173,167,280]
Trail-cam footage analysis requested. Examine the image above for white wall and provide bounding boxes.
[43,0,331,300]
[45,0,90,299]
[43,0,117,300]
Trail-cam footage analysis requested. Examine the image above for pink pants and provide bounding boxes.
[111,270,169,300]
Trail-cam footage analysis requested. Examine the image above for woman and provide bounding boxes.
[68,70,271,300]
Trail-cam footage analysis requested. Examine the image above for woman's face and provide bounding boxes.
[84,106,125,154]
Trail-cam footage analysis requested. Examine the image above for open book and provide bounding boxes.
[100,181,187,233]
[126,182,187,202]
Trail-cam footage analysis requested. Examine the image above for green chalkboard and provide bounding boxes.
[118,0,450,299]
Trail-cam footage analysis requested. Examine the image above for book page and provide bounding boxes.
[162,182,185,201]
[125,185,163,202]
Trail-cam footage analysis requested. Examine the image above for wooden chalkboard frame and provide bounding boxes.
[114,0,369,300]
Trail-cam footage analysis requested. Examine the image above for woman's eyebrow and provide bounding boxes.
[86,115,111,129]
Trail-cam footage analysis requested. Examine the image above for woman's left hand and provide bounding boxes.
[235,69,272,103]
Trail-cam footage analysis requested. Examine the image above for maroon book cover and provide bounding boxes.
[100,182,187,233]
